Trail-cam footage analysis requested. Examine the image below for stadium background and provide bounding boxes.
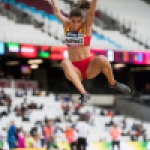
[0,0,150,149]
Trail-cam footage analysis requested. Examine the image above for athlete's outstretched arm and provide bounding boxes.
[86,0,97,28]
[48,0,69,26]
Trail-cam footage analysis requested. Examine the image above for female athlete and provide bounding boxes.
[49,0,131,104]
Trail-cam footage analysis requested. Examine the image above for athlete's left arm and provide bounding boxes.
[85,0,98,29]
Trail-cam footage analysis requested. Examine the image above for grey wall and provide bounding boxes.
[115,98,150,122]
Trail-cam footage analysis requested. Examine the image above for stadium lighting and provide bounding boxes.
[6,61,20,66]
[51,63,62,67]
[28,59,43,64]
[114,64,126,68]
[130,67,150,72]
[30,64,39,69]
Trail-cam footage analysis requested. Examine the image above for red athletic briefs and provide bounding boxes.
[72,56,93,79]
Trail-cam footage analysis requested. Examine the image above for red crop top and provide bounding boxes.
[64,26,91,47]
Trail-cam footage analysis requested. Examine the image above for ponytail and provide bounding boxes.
[72,0,90,9]
[77,0,90,9]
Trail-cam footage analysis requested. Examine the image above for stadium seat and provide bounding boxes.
[0,15,63,45]
[97,0,150,47]
[1,0,146,49]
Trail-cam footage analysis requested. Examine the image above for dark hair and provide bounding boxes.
[30,127,37,136]
[77,0,90,9]
[69,7,82,18]
[80,114,86,121]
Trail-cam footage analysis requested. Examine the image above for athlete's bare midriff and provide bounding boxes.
[68,46,91,62]
[64,20,92,62]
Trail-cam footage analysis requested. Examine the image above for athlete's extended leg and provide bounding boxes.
[62,59,90,104]
[86,56,131,94]
[62,59,86,94]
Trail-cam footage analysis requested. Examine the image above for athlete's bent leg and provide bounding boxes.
[86,56,115,85]
[61,59,87,94]
[86,56,131,94]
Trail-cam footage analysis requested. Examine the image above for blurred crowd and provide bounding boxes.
[0,89,11,107]
[0,90,148,150]
[105,116,146,142]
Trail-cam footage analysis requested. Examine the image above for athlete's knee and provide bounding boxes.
[96,55,108,62]
[96,55,110,67]
[92,55,106,66]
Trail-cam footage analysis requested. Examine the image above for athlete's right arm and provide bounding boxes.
[48,0,69,26]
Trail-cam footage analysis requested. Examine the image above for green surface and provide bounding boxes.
[0,141,3,148]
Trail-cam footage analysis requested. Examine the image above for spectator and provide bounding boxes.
[0,90,7,106]
[63,95,71,102]
[64,104,70,117]
[54,117,61,123]
[75,114,89,150]
[0,128,7,141]
[0,92,12,107]
[4,95,12,113]
[33,89,39,96]
[121,118,126,130]
[71,100,80,115]
[65,126,77,150]
[35,121,45,147]
[26,127,41,148]
[23,131,29,147]
[16,107,22,117]
[47,135,59,150]
[23,87,27,96]
[130,123,139,141]
[137,124,146,141]
[0,89,5,100]
[17,128,26,148]
[21,98,28,113]
[7,121,17,149]
[22,107,31,121]
[26,132,34,148]
[0,110,7,118]
[61,101,70,120]
[131,123,138,131]
[61,101,67,110]
[15,88,24,97]
[110,124,121,150]
[107,111,114,117]
[105,117,114,128]
[0,128,9,150]
[28,101,37,109]
[30,127,37,137]
[33,132,41,148]
[100,110,105,116]
[44,120,55,141]
[137,124,145,134]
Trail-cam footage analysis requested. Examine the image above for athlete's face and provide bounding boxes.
[70,16,83,31]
